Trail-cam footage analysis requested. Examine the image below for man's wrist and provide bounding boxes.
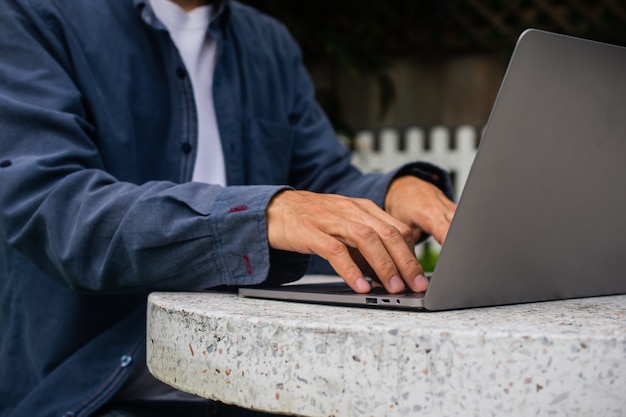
[386,162,455,205]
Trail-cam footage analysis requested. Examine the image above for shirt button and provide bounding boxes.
[181,143,192,154]
[61,412,75,417]
[120,355,133,368]
[0,160,11,168]
[176,66,187,79]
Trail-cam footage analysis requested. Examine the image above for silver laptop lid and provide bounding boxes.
[423,29,626,310]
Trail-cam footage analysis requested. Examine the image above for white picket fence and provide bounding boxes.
[351,125,481,198]
[350,125,482,258]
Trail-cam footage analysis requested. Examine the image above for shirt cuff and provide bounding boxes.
[211,185,312,287]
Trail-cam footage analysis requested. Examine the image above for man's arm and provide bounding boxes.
[0,1,293,293]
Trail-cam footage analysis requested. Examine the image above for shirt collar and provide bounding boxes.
[133,0,228,8]
[133,0,229,28]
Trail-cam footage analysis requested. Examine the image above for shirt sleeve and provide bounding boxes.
[0,2,297,294]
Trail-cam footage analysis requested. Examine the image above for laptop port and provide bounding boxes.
[365,297,378,305]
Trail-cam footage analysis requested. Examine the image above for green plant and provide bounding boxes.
[418,241,439,273]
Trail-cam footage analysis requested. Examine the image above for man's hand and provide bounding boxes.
[266,190,428,294]
[384,176,456,245]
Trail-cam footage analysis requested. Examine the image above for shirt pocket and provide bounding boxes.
[245,116,295,185]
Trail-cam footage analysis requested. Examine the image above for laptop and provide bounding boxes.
[239,29,626,311]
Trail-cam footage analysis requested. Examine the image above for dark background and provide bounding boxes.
[240,0,626,134]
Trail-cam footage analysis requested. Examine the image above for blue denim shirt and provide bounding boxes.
[0,0,453,416]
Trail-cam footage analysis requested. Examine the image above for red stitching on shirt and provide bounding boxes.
[242,255,252,275]
[229,205,248,213]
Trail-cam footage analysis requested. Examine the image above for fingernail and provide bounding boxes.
[354,277,371,293]
[389,275,405,292]
[413,274,429,290]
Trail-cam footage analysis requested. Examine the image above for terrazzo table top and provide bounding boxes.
[147,279,626,417]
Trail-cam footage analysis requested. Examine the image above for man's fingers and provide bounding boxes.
[325,220,423,294]
[266,190,427,293]
[343,197,417,249]
[317,220,403,293]
[348,246,427,293]
[317,197,425,292]
[304,231,372,293]
[385,176,457,245]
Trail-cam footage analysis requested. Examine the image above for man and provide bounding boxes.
[0,0,455,416]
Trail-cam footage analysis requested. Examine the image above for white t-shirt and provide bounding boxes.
[151,0,226,186]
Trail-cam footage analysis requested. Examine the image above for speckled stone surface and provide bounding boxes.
[147,280,626,417]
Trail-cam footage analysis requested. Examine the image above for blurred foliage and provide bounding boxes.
[238,1,470,134]
[240,0,626,55]
[418,241,440,273]
[239,0,626,133]
[239,1,451,60]
[238,1,449,135]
